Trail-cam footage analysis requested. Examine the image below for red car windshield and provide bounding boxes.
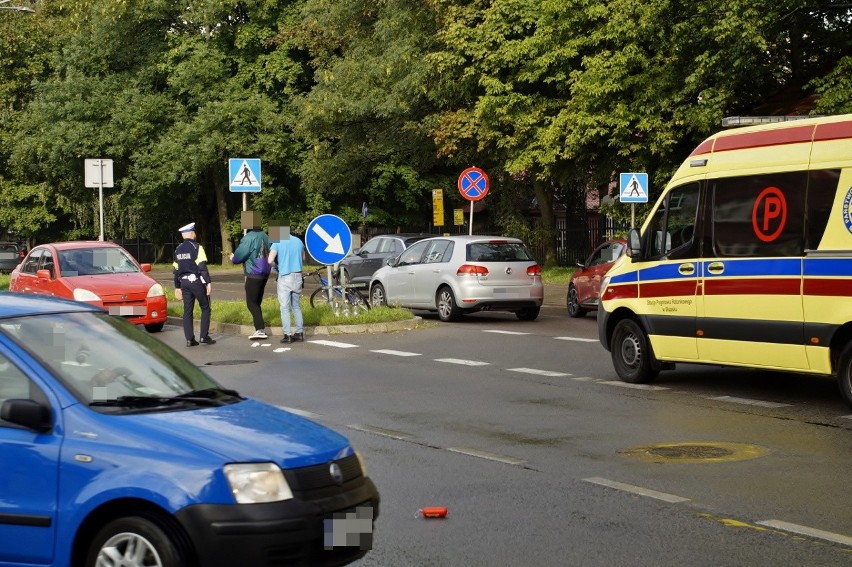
[58,247,140,276]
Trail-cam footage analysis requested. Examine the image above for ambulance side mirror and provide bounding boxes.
[628,229,642,259]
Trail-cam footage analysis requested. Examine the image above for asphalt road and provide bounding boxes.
[154,302,852,566]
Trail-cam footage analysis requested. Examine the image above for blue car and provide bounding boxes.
[0,292,379,567]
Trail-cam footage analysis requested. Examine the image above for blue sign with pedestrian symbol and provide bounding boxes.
[619,172,649,203]
[229,158,261,192]
[305,214,352,265]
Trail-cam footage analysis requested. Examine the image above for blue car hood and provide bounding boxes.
[128,398,353,468]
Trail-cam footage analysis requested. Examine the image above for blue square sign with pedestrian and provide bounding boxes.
[229,158,261,192]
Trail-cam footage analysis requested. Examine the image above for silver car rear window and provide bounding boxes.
[467,242,534,262]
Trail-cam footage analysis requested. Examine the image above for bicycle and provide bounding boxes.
[303,267,370,314]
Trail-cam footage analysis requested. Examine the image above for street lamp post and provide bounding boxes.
[0,0,35,12]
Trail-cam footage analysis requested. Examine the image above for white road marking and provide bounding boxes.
[447,447,527,466]
[347,424,414,440]
[599,381,670,391]
[707,396,790,408]
[310,339,359,348]
[273,347,291,353]
[434,358,490,366]
[508,367,571,377]
[572,376,598,382]
[371,349,421,357]
[841,415,852,420]
[583,477,690,504]
[757,520,852,547]
[276,406,320,419]
[555,336,598,342]
[483,330,530,335]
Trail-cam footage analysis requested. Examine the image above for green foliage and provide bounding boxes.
[0,0,849,264]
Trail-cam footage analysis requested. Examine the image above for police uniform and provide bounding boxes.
[173,222,215,346]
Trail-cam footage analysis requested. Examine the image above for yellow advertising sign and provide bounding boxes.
[454,209,464,225]
[432,189,444,226]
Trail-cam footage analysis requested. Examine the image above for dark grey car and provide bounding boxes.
[0,242,25,273]
[337,234,434,284]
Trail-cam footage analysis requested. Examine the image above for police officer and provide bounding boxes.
[173,222,216,347]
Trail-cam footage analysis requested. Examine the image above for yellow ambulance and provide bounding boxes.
[597,114,852,406]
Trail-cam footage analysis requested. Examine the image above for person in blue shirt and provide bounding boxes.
[268,226,306,344]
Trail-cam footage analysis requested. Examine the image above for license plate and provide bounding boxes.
[323,505,373,550]
[492,288,529,297]
[109,306,146,316]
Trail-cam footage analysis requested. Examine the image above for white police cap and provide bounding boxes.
[179,222,196,233]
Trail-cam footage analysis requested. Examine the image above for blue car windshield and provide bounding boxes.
[0,312,221,407]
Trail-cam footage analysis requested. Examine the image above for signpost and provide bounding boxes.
[305,214,352,266]
[619,172,649,228]
[305,214,353,307]
[85,159,114,241]
[432,189,444,227]
[229,158,262,212]
[457,167,490,235]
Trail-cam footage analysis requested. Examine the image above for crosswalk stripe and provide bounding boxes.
[483,330,530,335]
[371,349,421,357]
[507,367,570,377]
[434,358,490,366]
[309,339,359,348]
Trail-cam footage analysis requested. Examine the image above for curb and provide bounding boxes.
[167,316,423,338]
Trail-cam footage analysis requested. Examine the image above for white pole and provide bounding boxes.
[468,202,474,236]
[98,160,105,241]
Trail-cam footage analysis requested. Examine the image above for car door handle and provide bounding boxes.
[706,262,724,275]
[678,263,696,276]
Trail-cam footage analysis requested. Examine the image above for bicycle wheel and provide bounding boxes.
[310,287,333,308]
[347,289,370,313]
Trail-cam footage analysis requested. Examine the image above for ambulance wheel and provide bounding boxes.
[837,343,852,408]
[611,318,659,384]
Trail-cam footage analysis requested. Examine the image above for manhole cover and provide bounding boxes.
[648,445,732,459]
[204,360,258,366]
[618,442,769,463]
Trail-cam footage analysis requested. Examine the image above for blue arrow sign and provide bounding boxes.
[305,214,352,265]
[229,158,261,192]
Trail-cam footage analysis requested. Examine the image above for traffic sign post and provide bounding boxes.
[619,172,649,228]
[229,158,262,212]
[85,159,114,241]
[305,214,352,266]
[457,167,490,235]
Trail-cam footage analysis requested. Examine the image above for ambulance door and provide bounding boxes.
[638,182,702,361]
[699,172,808,369]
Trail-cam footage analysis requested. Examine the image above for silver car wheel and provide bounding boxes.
[96,532,163,567]
[437,287,460,322]
[370,283,386,307]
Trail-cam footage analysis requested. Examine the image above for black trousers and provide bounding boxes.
[245,275,268,331]
[181,279,211,340]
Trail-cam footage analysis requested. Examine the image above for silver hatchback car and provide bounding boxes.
[369,235,544,321]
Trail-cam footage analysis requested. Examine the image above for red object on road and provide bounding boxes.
[420,507,448,518]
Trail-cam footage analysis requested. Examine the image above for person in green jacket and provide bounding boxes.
[230,212,272,339]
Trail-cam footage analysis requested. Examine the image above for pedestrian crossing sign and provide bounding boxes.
[229,158,261,192]
[619,172,648,203]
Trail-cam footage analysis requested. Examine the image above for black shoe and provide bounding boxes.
[200,336,216,345]
[186,339,199,347]
[280,335,292,344]
[293,332,304,342]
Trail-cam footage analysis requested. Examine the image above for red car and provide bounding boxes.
[9,241,168,332]
[567,238,628,318]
